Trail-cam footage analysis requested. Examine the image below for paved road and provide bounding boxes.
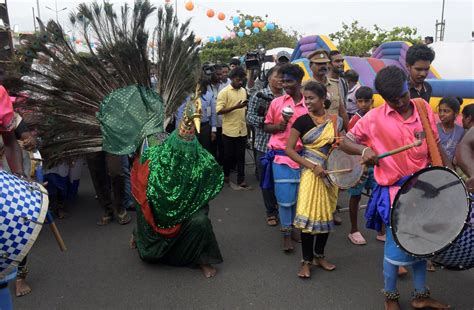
[12,161,474,309]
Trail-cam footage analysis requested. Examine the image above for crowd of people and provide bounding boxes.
[166,43,473,309]
[1,38,473,310]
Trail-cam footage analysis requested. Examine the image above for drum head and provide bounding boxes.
[326,148,363,189]
[391,167,470,257]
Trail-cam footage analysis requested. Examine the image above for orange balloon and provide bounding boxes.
[259,22,265,28]
[217,12,225,21]
[207,9,215,18]
[184,2,194,11]
[252,21,259,28]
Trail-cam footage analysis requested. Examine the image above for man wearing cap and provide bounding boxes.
[275,51,291,64]
[305,49,349,131]
[247,51,291,95]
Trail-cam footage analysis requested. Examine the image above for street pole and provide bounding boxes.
[440,0,446,41]
[37,0,41,20]
[32,7,37,32]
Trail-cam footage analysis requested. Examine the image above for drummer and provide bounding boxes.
[0,85,26,310]
[339,66,451,310]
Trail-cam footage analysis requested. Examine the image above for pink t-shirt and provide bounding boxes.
[265,94,308,169]
[347,99,439,186]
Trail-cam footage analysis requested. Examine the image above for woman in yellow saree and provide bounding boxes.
[286,81,342,278]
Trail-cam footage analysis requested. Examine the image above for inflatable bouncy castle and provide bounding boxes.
[291,35,474,111]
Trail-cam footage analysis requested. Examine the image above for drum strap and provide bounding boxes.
[413,98,443,166]
[329,114,339,146]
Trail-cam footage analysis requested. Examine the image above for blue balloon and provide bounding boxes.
[244,20,251,27]
[237,31,244,38]
[216,36,222,42]
[253,27,260,34]
[209,36,215,43]
[233,16,240,25]
[266,23,275,30]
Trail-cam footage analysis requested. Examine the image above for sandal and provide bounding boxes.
[238,183,252,191]
[117,211,131,225]
[96,215,113,226]
[348,232,367,245]
[266,216,278,226]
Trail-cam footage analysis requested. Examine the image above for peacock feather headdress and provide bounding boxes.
[4,1,201,167]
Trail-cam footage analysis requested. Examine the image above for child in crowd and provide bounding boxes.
[437,96,465,163]
[346,86,378,245]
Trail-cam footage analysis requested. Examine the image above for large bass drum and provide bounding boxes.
[0,170,49,280]
[390,166,473,269]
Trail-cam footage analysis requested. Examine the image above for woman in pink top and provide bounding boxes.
[262,64,308,252]
[340,67,450,310]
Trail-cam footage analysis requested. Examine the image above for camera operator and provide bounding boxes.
[246,66,284,225]
[247,50,291,96]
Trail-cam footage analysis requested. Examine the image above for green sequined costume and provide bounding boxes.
[133,131,224,266]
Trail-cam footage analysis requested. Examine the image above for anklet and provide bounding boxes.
[412,288,431,299]
[382,290,400,301]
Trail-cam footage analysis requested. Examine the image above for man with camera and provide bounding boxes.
[216,67,249,189]
[246,50,290,96]
[246,66,284,226]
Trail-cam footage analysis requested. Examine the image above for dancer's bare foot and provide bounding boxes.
[297,261,311,278]
[384,299,401,310]
[129,235,137,249]
[199,264,217,278]
[313,257,336,271]
[398,266,408,276]
[411,297,451,309]
[15,279,32,297]
[283,235,294,252]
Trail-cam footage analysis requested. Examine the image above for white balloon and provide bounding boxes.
[245,29,251,36]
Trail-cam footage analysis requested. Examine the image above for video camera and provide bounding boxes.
[202,63,216,76]
[256,91,275,118]
[244,50,266,70]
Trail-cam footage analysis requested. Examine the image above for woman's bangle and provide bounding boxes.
[361,147,370,158]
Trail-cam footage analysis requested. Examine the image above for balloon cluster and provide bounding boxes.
[208,16,275,43]
[183,1,276,44]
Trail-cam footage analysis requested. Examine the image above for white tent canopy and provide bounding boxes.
[430,41,474,79]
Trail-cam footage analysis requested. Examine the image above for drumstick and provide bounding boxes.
[50,222,67,251]
[377,140,422,159]
[46,212,67,251]
[326,168,353,174]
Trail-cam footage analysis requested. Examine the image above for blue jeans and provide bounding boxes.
[384,259,427,294]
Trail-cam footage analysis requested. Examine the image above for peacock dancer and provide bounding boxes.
[5,1,223,279]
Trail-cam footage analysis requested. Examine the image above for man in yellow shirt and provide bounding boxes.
[216,67,249,189]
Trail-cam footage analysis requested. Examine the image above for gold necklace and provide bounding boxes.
[310,112,327,124]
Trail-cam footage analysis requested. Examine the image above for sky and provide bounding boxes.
[7,0,474,43]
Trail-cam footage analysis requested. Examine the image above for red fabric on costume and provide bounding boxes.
[131,157,181,238]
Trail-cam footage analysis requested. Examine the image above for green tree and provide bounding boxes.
[199,13,298,63]
[329,21,422,57]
